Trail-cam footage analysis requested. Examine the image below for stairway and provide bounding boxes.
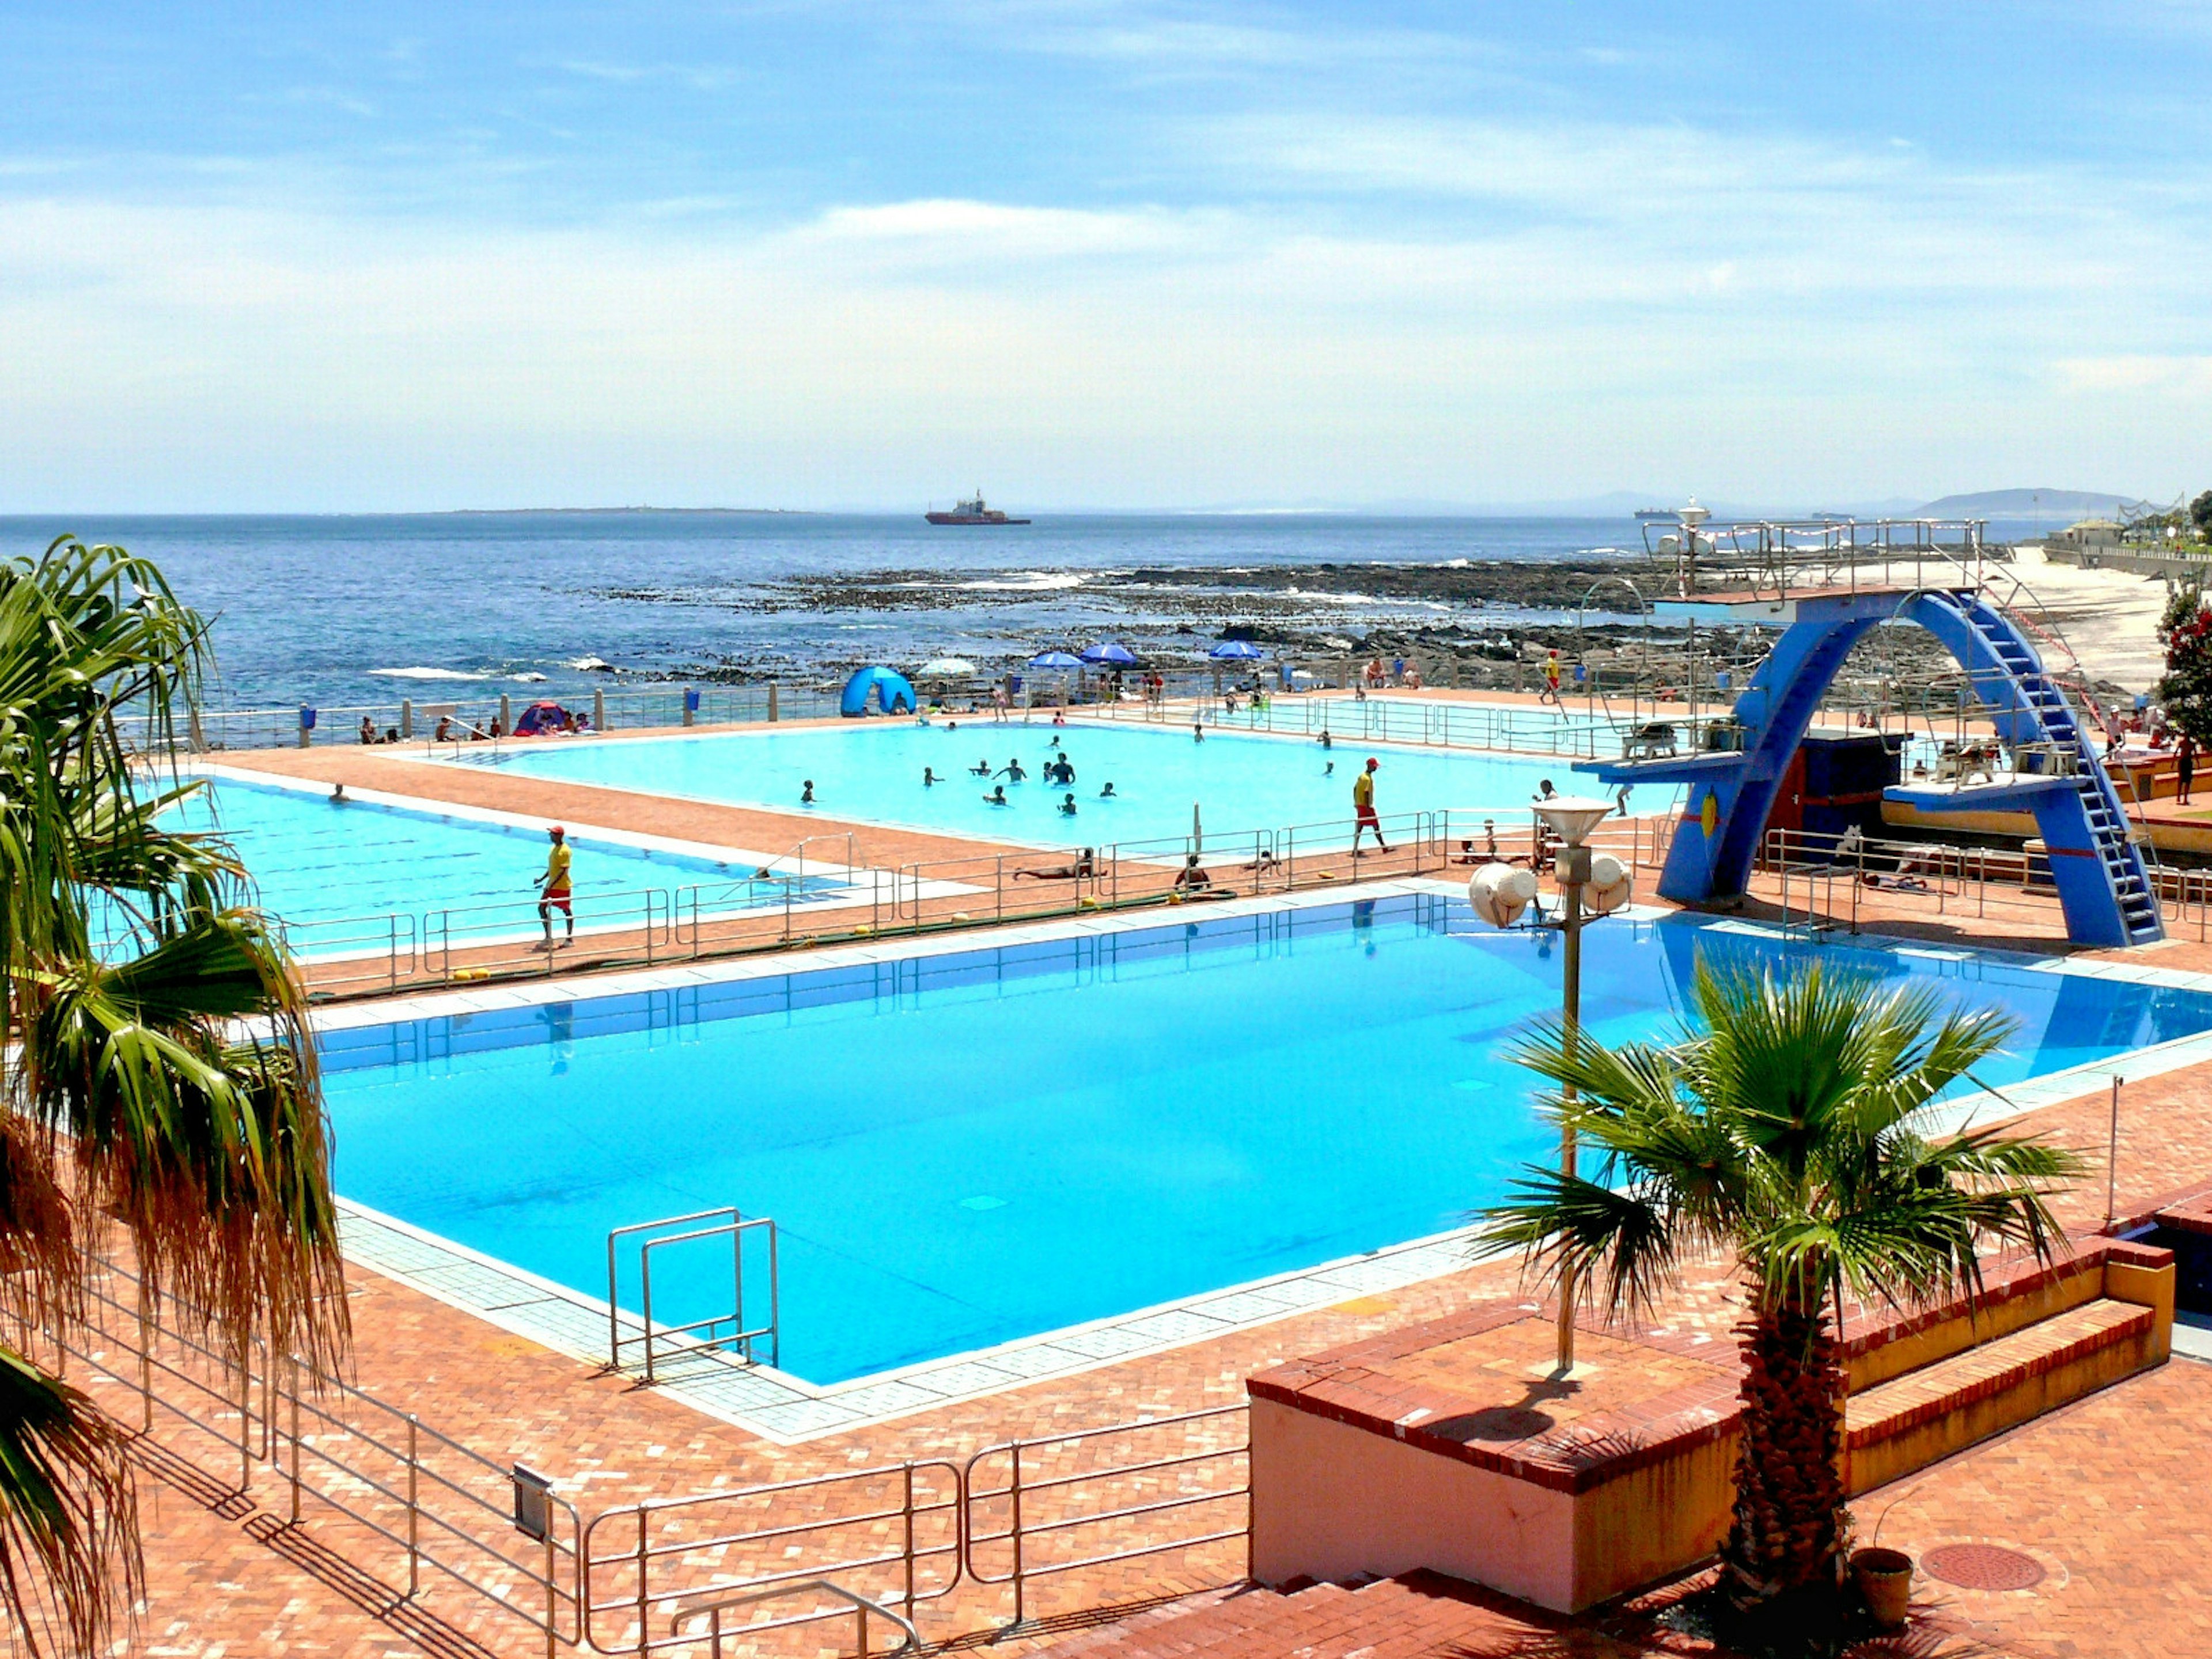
[1028,1572,1544,1659]
[1934,592,2163,945]
[1842,1274,2166,1496]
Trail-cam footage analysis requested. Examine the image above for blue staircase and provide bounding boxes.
[1913,592,2164,946]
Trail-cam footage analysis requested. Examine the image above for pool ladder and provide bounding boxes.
[605,1206,781,1383]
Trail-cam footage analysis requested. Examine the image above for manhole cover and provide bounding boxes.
[1922,1543,2046,1592]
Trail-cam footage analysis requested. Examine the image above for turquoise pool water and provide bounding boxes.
[482,721,1588,847]
[158,777,815,934]
[319,899,2212,1385]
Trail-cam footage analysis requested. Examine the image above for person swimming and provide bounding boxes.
[1324,760,1335,776]
[984,785,1008,805]
[1192,721,1205,743]
[923,767,938,786]
[1319,729,1333,749]
[998,757,1027,781]
[801,779,815,804]
[971,757,993,775]
[1099,781,1116,798]
[1059,792,1078,815]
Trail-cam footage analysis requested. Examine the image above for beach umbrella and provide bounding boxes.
[1081,639,1139,665]
[1029,650,1082,669]
[919,657,977,676]
[1210,641,1266,661]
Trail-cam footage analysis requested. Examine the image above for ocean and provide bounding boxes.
[1,510,2045,713]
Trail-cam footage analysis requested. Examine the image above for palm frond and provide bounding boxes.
[0,1346,141,1659]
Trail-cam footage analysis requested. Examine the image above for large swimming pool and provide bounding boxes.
[319,896,2212,1385]
[154,774,827,935]
[479,721,1590,847]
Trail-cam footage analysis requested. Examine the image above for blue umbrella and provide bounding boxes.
[1029,650,1082,669]
[1210,641,1266,661]
[1081,639,1139,665]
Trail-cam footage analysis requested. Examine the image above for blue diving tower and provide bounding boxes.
[1576,579,2162,948]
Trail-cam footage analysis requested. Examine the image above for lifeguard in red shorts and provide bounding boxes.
[1351,757,1390,854]
[536,825,574,949]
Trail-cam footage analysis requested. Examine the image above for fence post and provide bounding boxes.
[1009,1440,1027,1630]
[288,1356,301,1524]
[406,1414,421,1596]
[593,688,606,733]
[137,1281,153,1433]
[544,1529,558,1659]
[903,1463,918,1616]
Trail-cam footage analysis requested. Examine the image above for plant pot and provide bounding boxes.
[1851,1546,1913,1631]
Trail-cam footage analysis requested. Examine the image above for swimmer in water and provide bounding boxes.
[801,779,815,805]
[1324,760,1335,776]
[1059,792,1078,815]
[971,757,993,775]
[998,757,1027,782]
[1320,729,1333,749]
[331,783,347,802]
[1193,722,1205,743]
[984,785,1008,805]
[923,767,938,786]
[1100,782,1116,798]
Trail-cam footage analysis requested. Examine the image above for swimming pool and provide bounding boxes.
[478,721,1597,847]
[154,774,836,936]
[318,896,2212,1386]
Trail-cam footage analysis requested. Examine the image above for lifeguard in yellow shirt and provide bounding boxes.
[536,825,574,949]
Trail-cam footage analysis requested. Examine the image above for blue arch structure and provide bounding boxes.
[839,666,917,717]
[1577,586,2161,948]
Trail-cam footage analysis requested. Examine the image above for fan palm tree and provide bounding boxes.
[0,537,348,1655]
[1477,958,2080,1642]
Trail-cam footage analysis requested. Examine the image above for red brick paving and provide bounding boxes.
[81,725,2212,1656]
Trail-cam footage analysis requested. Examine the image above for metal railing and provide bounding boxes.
[584,1462,965,1655]
[605,1208,781,1382]
[961,1405,1251,1631]
[671,1580,920,1659]
[44,1249,586,1654]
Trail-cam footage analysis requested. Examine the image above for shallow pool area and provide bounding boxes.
[156,773,834,936]
[474,719,1591,846]
[317,895,2212,1388]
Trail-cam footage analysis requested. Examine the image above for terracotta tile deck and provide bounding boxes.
[85,719,2212,1656]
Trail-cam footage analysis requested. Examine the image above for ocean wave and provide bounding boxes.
[955,572,1086,592]
[369,666,491,681]
[511,672,549,683]
[565,656,616,672]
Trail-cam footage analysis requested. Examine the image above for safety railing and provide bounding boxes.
[961,1405,1251,1631]
[605,1208,781,1382]
[670,1580,921,1659]
[1753,824,2212,942]
[43,1248,586,1655]
[584,1462,965,1655]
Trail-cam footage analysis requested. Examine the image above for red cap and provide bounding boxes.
[1366,756,1379,768]
[549,825,565,836]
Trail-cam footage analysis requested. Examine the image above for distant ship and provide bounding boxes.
[926,492,1030,526]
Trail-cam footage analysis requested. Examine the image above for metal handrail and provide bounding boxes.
[671,1578,921,1658]
[638,1217,779,1381]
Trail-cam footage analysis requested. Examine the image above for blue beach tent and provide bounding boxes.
[840,666,917,717]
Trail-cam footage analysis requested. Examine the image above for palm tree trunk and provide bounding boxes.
[1721,1286,1846,1613]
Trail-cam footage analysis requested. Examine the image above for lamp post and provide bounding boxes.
[1533,795,1617,1376]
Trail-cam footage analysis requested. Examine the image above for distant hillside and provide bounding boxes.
[1914,487,2154,520]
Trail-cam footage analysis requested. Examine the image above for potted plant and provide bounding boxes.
[1850,1547,1913,1631]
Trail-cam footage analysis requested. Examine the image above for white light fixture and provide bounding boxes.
[1533,795,1615,850]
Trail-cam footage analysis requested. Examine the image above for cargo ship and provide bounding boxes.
[926,492,1029,526]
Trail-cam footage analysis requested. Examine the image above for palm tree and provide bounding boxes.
[1477,957,2080,1641]
[0,537,348,1656]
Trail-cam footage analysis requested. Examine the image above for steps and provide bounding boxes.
[1936,592,2163,944]
[1029,1571,1541,1659]
[1844,1297,2158,1495]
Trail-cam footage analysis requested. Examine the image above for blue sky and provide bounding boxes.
[5,2,2209,510]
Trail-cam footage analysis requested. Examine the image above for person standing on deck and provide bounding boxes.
[1541,649,1563,706]
[536,825,574,949]
[1351,757,1390,854]
[2180,734,2198,806]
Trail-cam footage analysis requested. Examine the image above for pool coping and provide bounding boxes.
[316,884,2212,1446]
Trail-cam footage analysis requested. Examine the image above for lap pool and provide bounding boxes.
[318,895,2212,1386]
[477,721,1588,846]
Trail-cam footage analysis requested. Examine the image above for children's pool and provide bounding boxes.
[319,897,2212,1385]
[480,721,1596,847]
[153,775,826,934]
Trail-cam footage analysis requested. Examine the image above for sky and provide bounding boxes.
[4,1,2210,512]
